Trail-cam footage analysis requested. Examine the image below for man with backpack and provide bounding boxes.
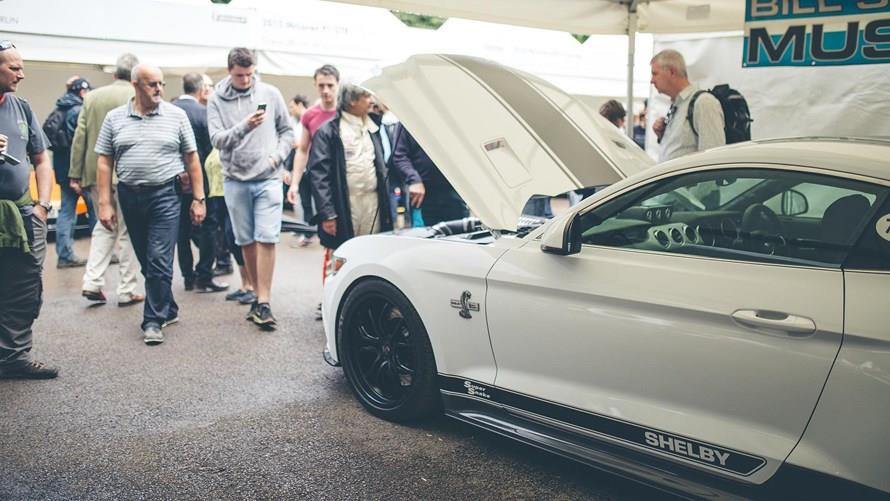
[44,76,91,268]
[650,49,726,163]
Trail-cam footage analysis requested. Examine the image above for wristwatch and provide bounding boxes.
[192,197,205,204]
[37,200,52,211]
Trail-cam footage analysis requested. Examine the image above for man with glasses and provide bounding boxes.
[95,64,205,345]
[0,40,59,378]
[69,53,143,306]
[650,49,724,163]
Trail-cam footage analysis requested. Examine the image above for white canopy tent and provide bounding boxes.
[2,0,656,118]
[327,0,889,142]
[328,0,746,134]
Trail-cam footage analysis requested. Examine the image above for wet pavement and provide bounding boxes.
[0,233,664,500]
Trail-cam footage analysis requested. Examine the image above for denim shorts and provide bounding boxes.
[224,178,283,246]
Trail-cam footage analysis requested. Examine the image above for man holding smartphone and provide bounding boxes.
[207,48,294,330]
[0,40,59,378]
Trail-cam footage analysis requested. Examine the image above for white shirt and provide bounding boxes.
[658,84,725,163]
[339,112,379,194]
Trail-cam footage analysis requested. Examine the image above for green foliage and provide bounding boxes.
[391,11,447,30]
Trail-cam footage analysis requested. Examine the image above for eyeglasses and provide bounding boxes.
[145,81,166,89]
[0,40,16,51]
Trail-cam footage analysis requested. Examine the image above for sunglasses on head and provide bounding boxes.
[0,40,16,51]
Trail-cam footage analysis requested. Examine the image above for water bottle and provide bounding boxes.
[396,207,406,232]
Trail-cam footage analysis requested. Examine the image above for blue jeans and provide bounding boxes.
[223,178,283,246]
[118,181,180,330]
[55,183,93,261]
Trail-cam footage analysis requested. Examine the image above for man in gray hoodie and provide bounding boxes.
[207,48,294,329]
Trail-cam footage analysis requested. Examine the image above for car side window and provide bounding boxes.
[844,195,890,271]
[577,168,888,268]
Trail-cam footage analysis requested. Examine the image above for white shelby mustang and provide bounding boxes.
[321,54,890,499]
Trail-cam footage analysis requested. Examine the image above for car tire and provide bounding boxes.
[337,279,441,422]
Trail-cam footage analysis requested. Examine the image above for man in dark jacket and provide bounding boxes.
[172,73,227,293]
[389,125,467,226]
[308,83,392,253]
[47,77,91,268]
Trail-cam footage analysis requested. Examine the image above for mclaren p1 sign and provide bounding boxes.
[744,0,890,67]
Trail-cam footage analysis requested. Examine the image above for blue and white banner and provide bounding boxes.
[743,0,890,67]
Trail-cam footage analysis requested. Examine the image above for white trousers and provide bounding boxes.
[349,191,380,237]
[82,187,140,296]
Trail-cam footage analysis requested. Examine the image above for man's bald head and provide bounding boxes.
[131,63,165,109]
[131,63,163,85]
[0,47,25,94]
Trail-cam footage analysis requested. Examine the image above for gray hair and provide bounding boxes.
[114,53,139,81]
[182,72,204,95]
[651,49,687,78]
[337,83,371,113]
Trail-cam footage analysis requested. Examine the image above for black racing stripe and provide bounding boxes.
[439,374,766,477]
[444,54,623,187]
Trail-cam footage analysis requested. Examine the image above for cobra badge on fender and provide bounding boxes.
[450,290,480,319]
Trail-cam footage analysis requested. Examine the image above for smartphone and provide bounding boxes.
[257,103,267,112]
[0,151,21,165]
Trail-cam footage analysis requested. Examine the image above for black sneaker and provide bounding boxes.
[245,301,258,321]
[194,278,229,293]
[184,276,196,291]
[251,302,277,330]
[0,360,59,379]
[226,289,248,301]
[57,256,87,268]
[238,290,257,305]
[213,264,233,276]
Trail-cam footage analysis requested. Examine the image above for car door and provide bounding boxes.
[484,166,883,484]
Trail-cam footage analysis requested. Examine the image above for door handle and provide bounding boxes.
[731,309,816,335]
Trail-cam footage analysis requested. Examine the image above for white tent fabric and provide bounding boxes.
[2,0,648,96]
[325,0,745,135]
[327,0,745,35]
[413,19,652,97]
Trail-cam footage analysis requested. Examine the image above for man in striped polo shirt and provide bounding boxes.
[95,64,206,345]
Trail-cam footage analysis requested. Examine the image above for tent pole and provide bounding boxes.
[625,1,639,138]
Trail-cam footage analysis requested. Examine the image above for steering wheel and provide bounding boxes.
[740,204,785,254]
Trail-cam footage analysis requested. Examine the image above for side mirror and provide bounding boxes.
[781,189,808,216]
[541,213,581,255]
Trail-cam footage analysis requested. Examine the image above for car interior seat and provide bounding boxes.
[821,194,871,248]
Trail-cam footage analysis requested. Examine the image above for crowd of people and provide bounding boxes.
[0,40,721,379]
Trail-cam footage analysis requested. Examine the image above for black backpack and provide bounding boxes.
[42,107,70,151]
[687,84,752,144]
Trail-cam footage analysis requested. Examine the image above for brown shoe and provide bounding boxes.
[118,293,145,307]
[82,289,107,304]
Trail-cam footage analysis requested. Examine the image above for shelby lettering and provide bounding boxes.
[644,431,730,467]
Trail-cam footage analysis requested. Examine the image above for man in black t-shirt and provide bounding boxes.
[0,40,59,379]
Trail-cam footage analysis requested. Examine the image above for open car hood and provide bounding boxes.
[363,54,654,231]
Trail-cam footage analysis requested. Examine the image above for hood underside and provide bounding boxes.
[363,54,653,231]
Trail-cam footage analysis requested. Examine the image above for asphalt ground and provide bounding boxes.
[0,232,667,500]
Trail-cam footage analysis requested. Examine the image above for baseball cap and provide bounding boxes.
[68,78,92,92]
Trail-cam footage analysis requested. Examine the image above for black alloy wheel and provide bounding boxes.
[338,279,440,422]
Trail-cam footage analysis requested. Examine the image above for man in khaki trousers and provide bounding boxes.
[68,54,142,306]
